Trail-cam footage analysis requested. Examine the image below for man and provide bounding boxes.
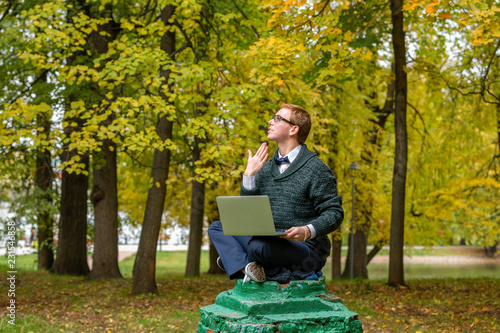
[208,103,343,282]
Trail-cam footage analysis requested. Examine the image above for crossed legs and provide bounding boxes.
[208,221,325,280]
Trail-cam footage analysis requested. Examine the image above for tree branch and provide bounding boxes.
[290,0,330,31]
[173,19,199,61]
[199,8,223,50]
[407,102,429,135]
[0,1,13,24]
[480,38,500,97]
[230,0,260,38]
[8,69,50,105]
[366,239,387,265]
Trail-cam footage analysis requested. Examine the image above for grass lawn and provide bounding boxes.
[0,251,499,332]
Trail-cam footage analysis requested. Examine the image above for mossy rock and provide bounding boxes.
[199,277,363,333]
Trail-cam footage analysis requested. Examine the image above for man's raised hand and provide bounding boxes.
[243,142,268,176]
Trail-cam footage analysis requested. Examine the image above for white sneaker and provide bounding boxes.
[243,262,266,282]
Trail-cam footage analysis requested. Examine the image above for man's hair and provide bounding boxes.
[281,103,311,144]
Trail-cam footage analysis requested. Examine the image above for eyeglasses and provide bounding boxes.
[271,114,296,126]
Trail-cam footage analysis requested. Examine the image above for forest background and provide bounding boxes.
[0,0,499,295]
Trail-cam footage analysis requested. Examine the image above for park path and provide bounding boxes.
[87,251,135,269]
[109,245,499,266]
[329,246,499,265]
[118,251,136,261]
[4,244,496,267]
[367,254,499,264]
[87,244,209,268]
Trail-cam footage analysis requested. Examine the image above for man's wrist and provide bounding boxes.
[243,169,258,176]
[302,226,310,241]
[307,224,316,239]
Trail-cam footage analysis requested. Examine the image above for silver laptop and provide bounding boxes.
[216,195,287,236]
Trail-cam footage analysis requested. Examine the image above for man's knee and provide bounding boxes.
[208,221,223,240]
[247,238,271,263]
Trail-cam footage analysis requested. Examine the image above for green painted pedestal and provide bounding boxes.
[199,277,363,332]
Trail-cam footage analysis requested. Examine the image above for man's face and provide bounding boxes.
[267,108,295,142]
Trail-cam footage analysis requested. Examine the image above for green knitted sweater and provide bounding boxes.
[240,144,344,260]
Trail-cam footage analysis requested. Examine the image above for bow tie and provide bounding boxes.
[274,156,290,165]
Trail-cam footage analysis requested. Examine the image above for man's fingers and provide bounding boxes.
[250,144,268,164]
[279,228,303,242]
[255,142,267,157]
[244,143,267,177]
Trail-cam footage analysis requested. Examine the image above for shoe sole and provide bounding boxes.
[245,263,265,282]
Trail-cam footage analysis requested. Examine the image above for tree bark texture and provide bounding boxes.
[367,239,386,265]
[51,146,90,276]
[51,2,91,275]
[36,109,55,270]
[496,103,500,169]
[185,178,205,277]
[209,243,224,274]
[330,231,342,279]
[89,139,122,279]
[184,4,211,276]
[342,229,368,279]
[206,185,224,275]
[88,3,122,280]
[131,114,173,294]
[388,0,408,286]
[131,4,175,295]
[494,103,500,171]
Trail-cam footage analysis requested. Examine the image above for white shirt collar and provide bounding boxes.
[278,145,302,163]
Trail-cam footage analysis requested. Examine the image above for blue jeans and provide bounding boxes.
[208,221,325,279]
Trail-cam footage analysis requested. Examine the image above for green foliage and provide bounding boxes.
[1,0,499,253]
[426,177,500,246]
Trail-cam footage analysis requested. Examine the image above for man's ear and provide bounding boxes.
[289,125,299,137]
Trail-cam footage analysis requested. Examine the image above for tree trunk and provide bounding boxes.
[36,108,55,270]
[88,3,122,280]
[51,3,91,275]
[388,0,408,287]
[496,103,500,155]
[185,178,205,277]
[89,139,122,279]
[206,184,224,275]
[330,231,342,279]
[131,114,173,295]
[354,228,368,278]
[51,146,90,276]
[484,243,498,258]
[342,228,368,279]
[208,242,224,274]
[184,2,212,276]
[185,116,207,277]
[495,103,499,180]
[367,240,385,265]
[131,4,175,295]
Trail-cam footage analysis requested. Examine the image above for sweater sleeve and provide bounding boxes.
[240,160,272,196]
[240,181,259,195]
[307,162,344,237]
